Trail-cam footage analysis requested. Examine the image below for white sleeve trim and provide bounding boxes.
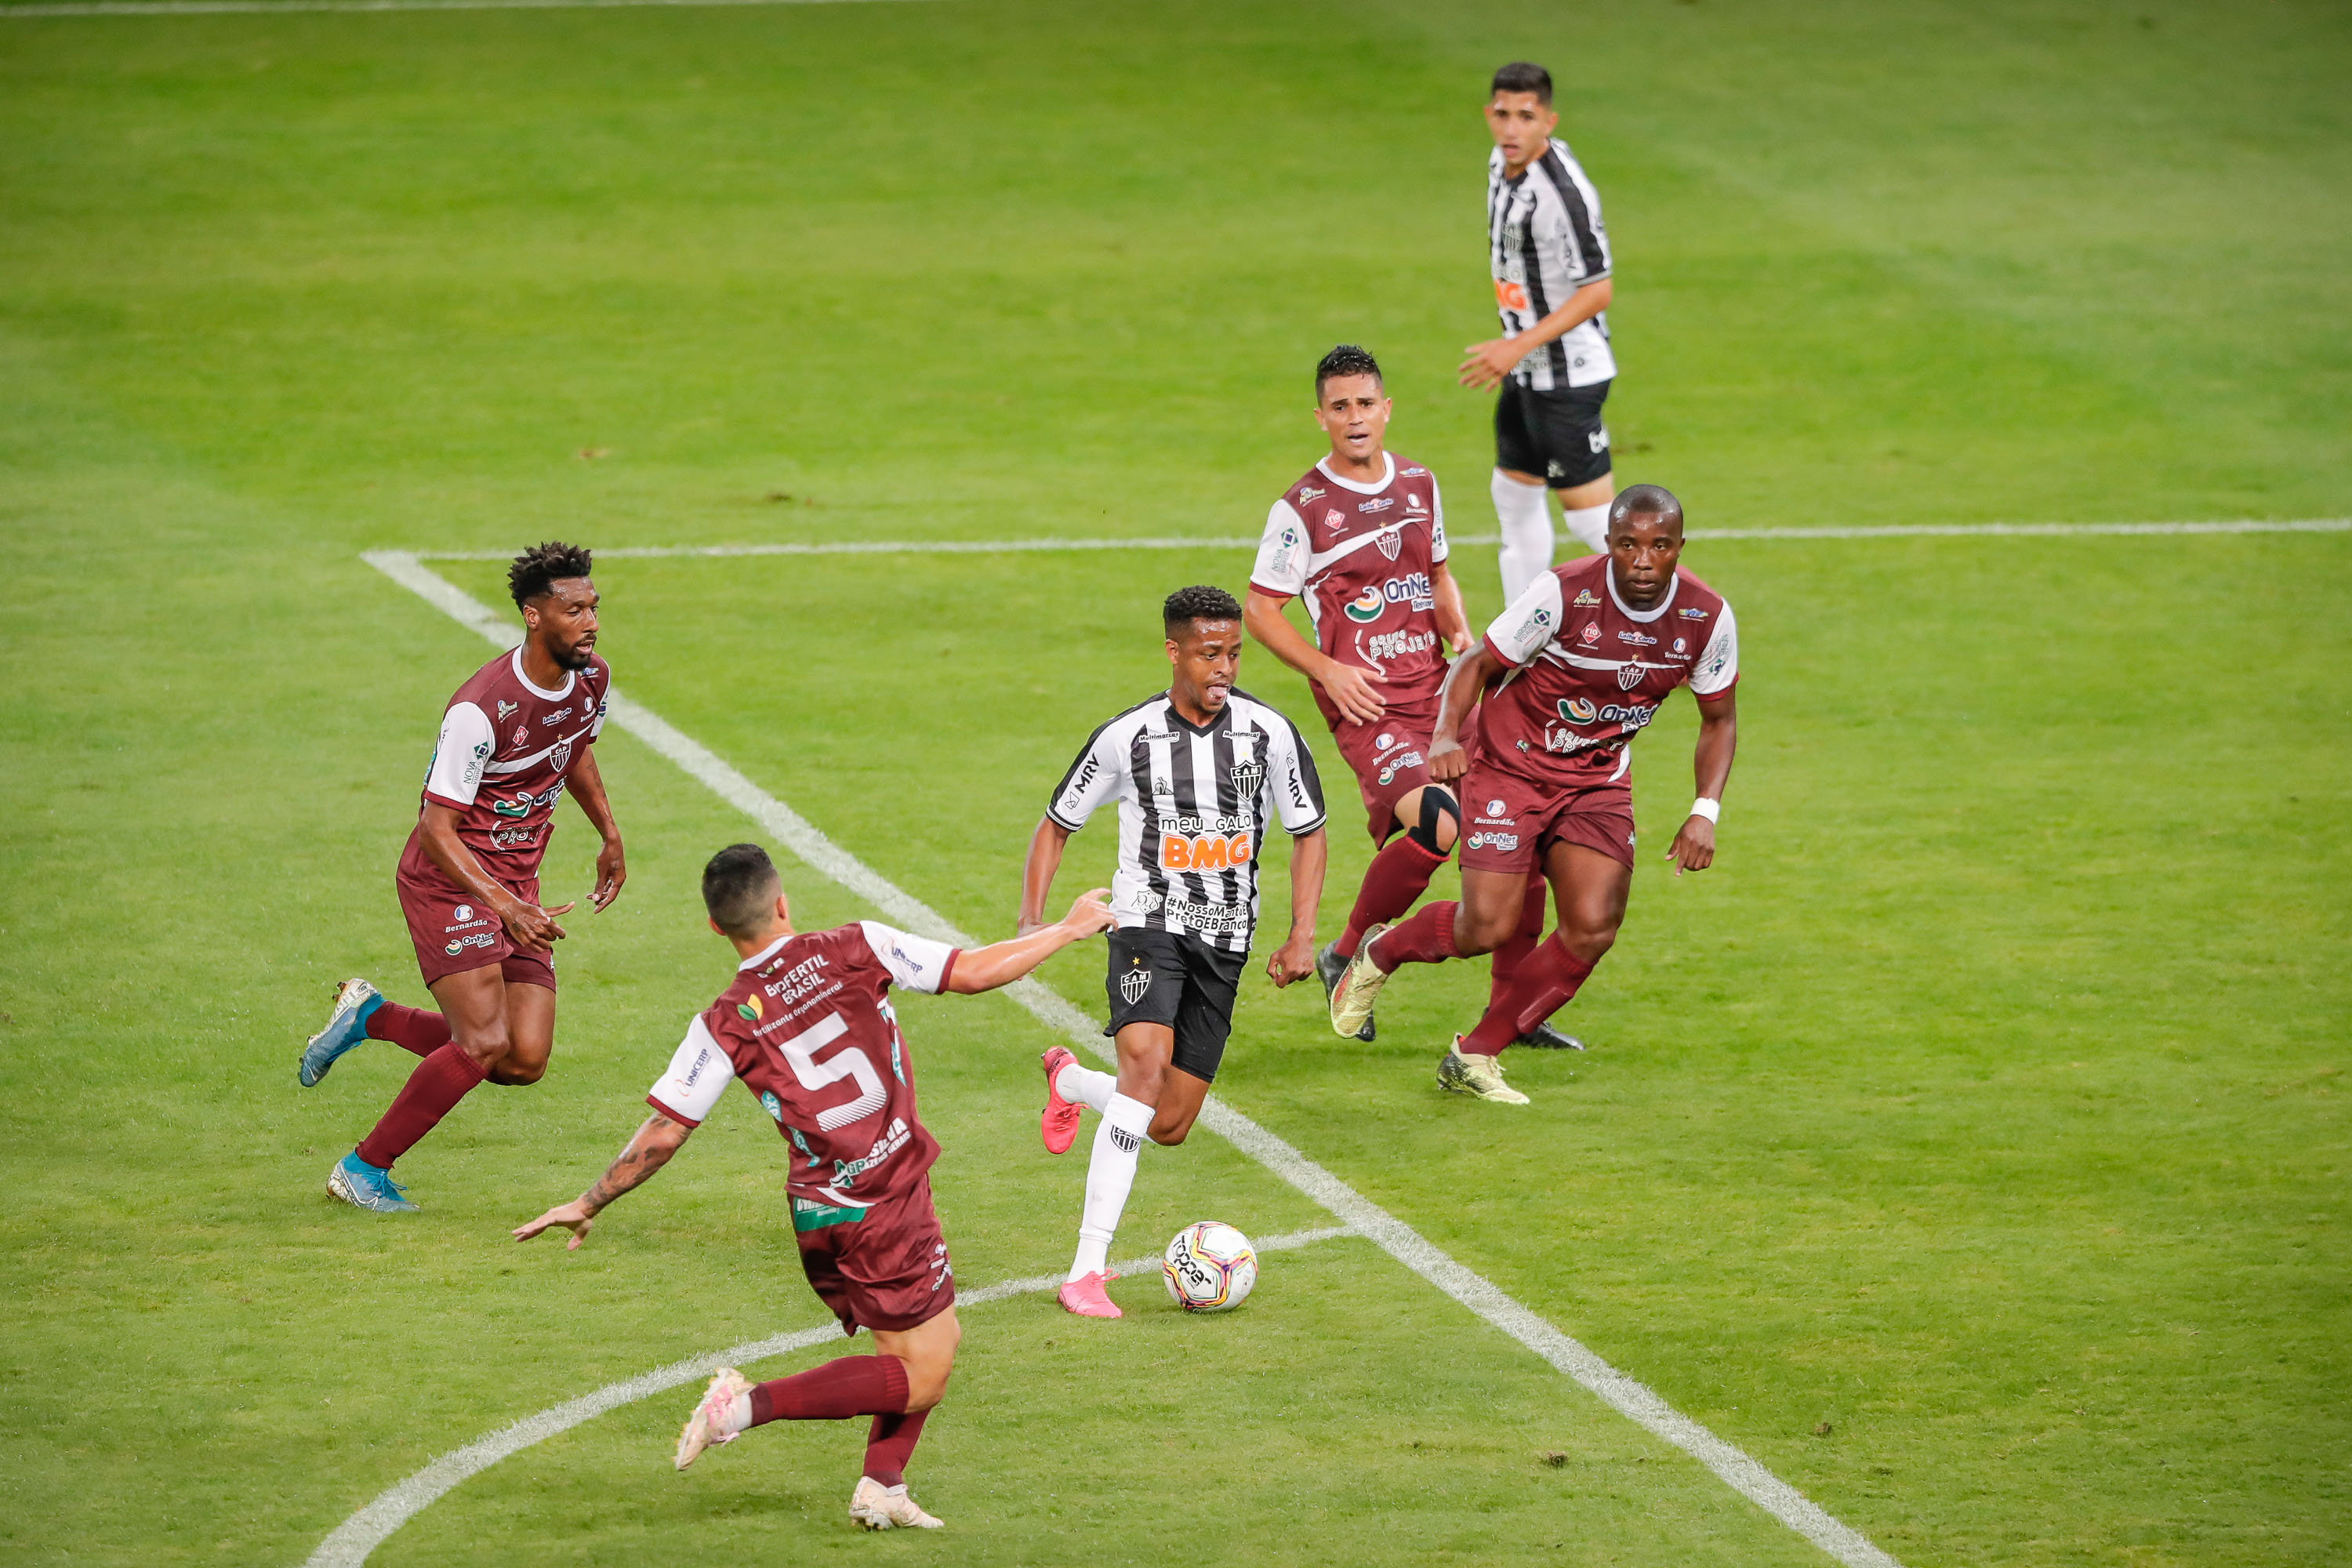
[1688,602,1740,696]
[422,702,495,806]
[1483,573,1566,666]
[1249,499,1310,596]
[1428,474,1449,564]
[646,1014,734,1127]
[857,921,957,995]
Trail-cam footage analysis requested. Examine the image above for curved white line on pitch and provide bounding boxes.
[401,517,2352,560]
[354,550,1907,1568]
[303,1226,1356,1566]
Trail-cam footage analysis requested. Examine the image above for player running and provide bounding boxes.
[514,844,1114,1530]
[1327,486,1737,1104]
[1022,586,1328,1319]
[299,541,625,1211]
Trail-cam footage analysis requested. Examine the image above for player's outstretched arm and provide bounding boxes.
[512,1112,691,1250]
[1428,644,1508,784]
[566,744,627,911]
[1268,828,1327,986]
[1667,688,1737,877]
[1243,589,1388,724]
[951,889,1114,994]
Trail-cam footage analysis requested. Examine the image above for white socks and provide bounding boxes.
[1561,501,1610,555]
[1069,1091,1153,1281]
[1492,470,1553,603]
[1054,1061,1115,1114]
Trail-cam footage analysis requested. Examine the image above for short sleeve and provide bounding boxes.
[1265,715,1328,837]
[422,701,495,808]
[856,920,958,995]
[1482,573,1566,667]
[1688,603,1739,696]
[646,1014,735,1128]
[589,684,608,740]
[1428,475,1449,564]
[1249,499,1310,598]
[1046,719,1127,831]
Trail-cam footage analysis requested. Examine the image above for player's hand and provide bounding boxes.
[1061,888,1115,938]
[1319,662,1388,726]
[1665,816,1716,877]
[1428,736,1468,784]
[1267,933,1316,989]
[513,1199,596,1250]
[590,837,626,912]
[1448,631,1477,656]
[499,896,573,953]
[1457,337,1523,390]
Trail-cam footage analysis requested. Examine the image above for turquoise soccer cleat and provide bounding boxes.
[299,978,383,1087]
[326,1151,419,1213]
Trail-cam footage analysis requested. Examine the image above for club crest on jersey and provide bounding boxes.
[1579,624,1602,646]
[1345,586,1386,622]
[550,740,573,772]
[1228,759,1265,793]
[1617,662,1647,691]
[1120,964,1152,1005]
[1573,590,1602,607]
[1376,529,1403,561]
[496,700,519,720]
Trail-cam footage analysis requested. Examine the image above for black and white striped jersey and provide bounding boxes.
[1046,690,1327,954]
[1487,136,1615,392]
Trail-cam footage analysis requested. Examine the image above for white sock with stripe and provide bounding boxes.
[1055,1061,1115,1113]
[1561,501,1611,555]
[1492,470,1554,602]
[1068,1092,1153,1281]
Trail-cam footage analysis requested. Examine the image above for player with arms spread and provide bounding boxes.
[514,844,1114,1531]
[1328,486,1737,1103]
[299,541,626,1210]
[1022,586,1328,1319]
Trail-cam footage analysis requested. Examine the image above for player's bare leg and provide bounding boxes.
[482,978,555,1085]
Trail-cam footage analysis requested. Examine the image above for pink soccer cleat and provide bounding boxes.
[675,1367,752,1470]
[1039,1047,1083,1155]
[1057,1270,1122,1319]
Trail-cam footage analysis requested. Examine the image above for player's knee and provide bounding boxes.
[1559,920,1618,963]
[455,1029,510,1071]
[1404,788,1459,857]
[490,1059,546,1087]
[1149,1117,1192,1147]
[1454,905,1512,956]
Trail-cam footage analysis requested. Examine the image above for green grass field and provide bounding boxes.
[3,1,2349,1563]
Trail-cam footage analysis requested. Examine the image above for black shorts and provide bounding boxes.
[1103,927,1246,1084]
[1494,377,1613,489]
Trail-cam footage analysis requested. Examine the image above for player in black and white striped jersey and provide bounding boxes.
[1460,61,1621,601]
[1017,586,1328,1319]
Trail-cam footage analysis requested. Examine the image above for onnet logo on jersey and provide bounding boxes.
[1345,572,1435,621]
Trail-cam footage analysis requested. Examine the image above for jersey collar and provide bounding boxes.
[737,933,792,971]
[1161,693,1232,737]
[1606,561,1678,624]
[509,646,577,702]
[1313,452,1396,496]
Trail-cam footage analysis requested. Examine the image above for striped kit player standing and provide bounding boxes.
[1458,61,1620,602]
[297,542,627,1211]
[1328,488,1738,1104]
[1019,587,1329,1318]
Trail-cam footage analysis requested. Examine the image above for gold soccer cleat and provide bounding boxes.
[1437,1039,1531,1105]
[1327,923,1394,1037]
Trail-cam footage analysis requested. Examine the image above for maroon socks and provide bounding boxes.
[1335,834,1449,959]
[354,1041,488,1170]
[364,1002,450,1058]
[1367,900,1459,973]
[1461,935,1595,1056]
[749,1353,909,1425]
[863,1408,931,1488]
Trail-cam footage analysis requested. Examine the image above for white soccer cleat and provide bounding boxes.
[849,1476,943,1530]
[675,1367,753,1470]
[1327,923,1394,1037]
[1437,1038,1530,1105]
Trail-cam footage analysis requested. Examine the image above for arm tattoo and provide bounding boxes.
[579,1118,682,1213]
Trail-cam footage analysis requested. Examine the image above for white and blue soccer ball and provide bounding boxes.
[1162,1221,1258,1312]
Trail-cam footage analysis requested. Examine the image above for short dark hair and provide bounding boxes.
[1163,585,1242,637]
[1610,484,1684,532]
[508,540,594,608]
[1315,343,1383,400]
[1490,62,1553,105]
[702,843,782,938]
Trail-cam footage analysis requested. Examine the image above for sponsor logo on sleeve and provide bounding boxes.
[1279,526,1299,551]
[1511,607,1553,646]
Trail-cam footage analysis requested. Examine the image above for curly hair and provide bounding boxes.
[1163,584,1243,635]
[507,540,594,608]
[1315,343,1383,400]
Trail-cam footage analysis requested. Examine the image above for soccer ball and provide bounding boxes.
[1162,1221,1258,1312]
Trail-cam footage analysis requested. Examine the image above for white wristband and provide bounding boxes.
[1689,797,1721,824]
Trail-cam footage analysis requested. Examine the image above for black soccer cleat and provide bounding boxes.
[1514,1020,1586,1051]
[1316,940,1376,1043]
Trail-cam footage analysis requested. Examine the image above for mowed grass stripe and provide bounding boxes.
[363,547,1911,1568]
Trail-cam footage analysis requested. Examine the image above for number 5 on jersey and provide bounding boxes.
[777,1013,887,1131]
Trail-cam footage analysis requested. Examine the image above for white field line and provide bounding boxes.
[352,546,1907,1568]
[2,0,920,16]
[403,517,2352,561]
[303,1225,1356,1568]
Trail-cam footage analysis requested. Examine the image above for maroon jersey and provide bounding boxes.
[1250,452,1452,729]
[1475,554,1740,788]
[416,646,611,880]
[644,920,960,1214]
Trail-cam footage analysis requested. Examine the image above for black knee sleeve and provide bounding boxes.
[1405,788,1459,857]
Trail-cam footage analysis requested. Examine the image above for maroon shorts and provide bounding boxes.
[1457,762,1638,875]
[1330,701,1443,844]
[395,838,556,992]
[793,1175,956,1335]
